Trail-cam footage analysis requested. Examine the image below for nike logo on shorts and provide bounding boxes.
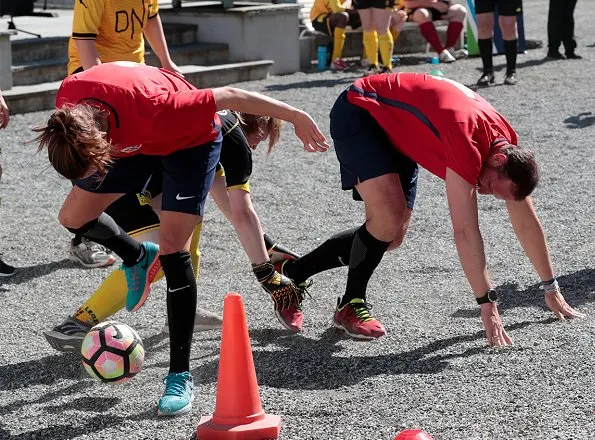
[168,285,190,293]
[176,194,195,201]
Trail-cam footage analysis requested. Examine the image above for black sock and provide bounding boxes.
[284,228,357,284]
[66,213,141,266]
[72,234,83,247]
[478,38,494,73]
[161,251,197,374]
[503,39,518,74]
[340,224,390,307]
[252,260,275,282]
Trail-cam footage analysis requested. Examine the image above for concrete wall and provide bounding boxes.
[0,31,16,90]
[161,3,301,75]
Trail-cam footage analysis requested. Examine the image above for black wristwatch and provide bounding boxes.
[476,289,498,305]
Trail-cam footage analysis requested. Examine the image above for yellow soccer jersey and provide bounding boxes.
[310,0,348,21]
[67,0,159,75]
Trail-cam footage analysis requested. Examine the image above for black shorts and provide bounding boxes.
[312,13,362,36]
[329,90,419,210]
[475,0,522,16]
[100,114,249,236]
[104,175,161,236]
[217,110,252,191]
[353,0,394,10]
[76,133,222,216]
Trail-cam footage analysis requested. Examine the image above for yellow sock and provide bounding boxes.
[378,32,394,70]
[189,222,202,280]
[390,29,400,43]
[73,223,203,325]
[332,27,346,62]
[363,31,379,67]
[74,268,127,325]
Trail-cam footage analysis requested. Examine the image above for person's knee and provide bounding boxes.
[411,8,431,23]
[332,12,349,27]
[450,4,467,21]
[58,205,79,229]
[388,224,409,250]
[366,203,407,241]
[159,235,186,255]
[476,13,493,36]
[499,18,517,39]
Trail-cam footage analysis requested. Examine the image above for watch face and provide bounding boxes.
[487,290,498,302]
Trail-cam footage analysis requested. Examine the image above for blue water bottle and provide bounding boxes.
[317,45,327,71]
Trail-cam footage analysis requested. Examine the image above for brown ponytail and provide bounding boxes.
[33,104,112,180]
[238,113,282,154]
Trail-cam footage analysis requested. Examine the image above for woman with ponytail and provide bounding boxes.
[34,61,328,417]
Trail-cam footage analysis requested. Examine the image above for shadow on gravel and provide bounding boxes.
[0,258,78,286]
[452,268,595,317]
[564,112,595,129]
[1,414,126,440]
[191,326,536,390]
[0,352,87,391]
[472,55,559,74]
[264,76,360,92]
[45,396,121,414]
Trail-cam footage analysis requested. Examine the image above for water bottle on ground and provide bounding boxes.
[317,45,327,71]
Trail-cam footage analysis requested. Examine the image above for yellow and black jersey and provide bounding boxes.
[216,110,252,193]
[310,0,348,21]
[67,0,159,75]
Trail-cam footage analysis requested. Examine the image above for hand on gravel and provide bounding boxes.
[545,290,585,320]
[480,303,513,348]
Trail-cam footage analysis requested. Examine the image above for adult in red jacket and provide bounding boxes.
[34,61,329,416]
[281,72,583,344]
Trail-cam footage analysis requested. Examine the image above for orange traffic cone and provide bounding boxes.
[197,292,281,440]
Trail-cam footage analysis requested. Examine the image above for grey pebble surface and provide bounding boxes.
[1,0,595,438]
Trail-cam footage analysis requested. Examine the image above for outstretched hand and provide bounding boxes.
[545,289,585,320]
[292,111,330,153]
[480,303,513,348]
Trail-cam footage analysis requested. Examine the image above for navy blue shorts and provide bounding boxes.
[76,133,223,216]
[330,90,419,210]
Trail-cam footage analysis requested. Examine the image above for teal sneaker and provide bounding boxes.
[125,242,161,312]
[157,371,195,416]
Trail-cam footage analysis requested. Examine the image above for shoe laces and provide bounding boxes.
[81,237,106,254]
[124,263,141,292]
[289,280,312,311]
[163,372,192,396]
[348,300,374,322]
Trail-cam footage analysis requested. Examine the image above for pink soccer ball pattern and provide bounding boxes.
[81,321,145,384]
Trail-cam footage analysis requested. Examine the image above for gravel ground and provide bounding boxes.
[1,1,595,439]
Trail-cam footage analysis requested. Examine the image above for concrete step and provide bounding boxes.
[12,41,229,86]
[11,22,199,64]
[179,60,273,88]
[4,60,273,114]
[145,41,229,69]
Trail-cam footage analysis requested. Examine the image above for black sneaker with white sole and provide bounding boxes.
[44,317,92,352]
[0,258,15,277]
[477,71,495,86]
